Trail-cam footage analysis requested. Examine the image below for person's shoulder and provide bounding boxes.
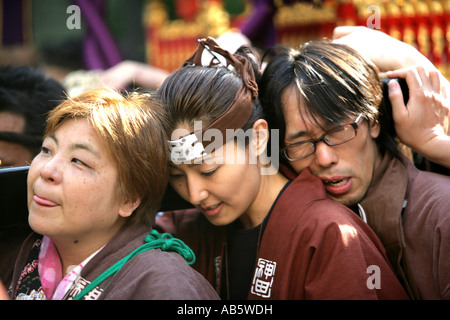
[405,168,450,231]
[277,172,361,225]
[277,169,328,210]
[300,199,366,236]
[414,168,450,190]
[407,159,450,209]
[131,246,194,271]
[270,187,369,250]
[114,249,219,299]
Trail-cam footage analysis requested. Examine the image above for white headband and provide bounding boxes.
[168,133,207,163]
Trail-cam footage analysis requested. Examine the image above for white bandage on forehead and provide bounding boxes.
[168,133,207,163]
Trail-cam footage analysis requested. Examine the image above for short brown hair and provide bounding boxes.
[45,88,169,226]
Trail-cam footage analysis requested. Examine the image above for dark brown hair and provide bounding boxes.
[155,46,263,138]
[260,41,399,158]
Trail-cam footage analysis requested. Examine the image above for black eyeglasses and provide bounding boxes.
[283,114,364,162]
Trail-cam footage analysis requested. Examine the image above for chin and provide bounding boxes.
[28,213,53,237]
[28,219,46,236]
[327,193,360,208]
[206,218,227,227]
[204,215,232,227]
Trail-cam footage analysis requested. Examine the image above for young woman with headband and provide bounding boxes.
[155,38,408,300]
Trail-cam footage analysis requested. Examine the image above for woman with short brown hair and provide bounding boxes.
[8,88,218,300]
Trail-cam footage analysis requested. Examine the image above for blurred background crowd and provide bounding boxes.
[1,0,449,95]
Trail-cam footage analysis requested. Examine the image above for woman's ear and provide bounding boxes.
[251,119,269,158]
[118,198,141,218]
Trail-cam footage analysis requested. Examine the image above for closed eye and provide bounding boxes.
[201,168,217,177]
[169,170,184,179]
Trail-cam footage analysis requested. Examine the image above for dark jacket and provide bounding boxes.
[360,153,450,299]
[158,169,409,299]
[9,223,219,300]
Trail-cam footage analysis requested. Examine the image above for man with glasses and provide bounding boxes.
[260,40,450,300]
[283,114,364,160]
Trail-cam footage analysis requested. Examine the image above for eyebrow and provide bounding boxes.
[286,118,337,141]
[47,133,101,159]
[287,130,310,141]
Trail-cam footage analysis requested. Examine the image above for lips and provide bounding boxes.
[321,176,352,195]
[33,194,59,207]
[200,202,223,217]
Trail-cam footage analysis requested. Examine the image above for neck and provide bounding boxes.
[240,171,288,229]
[55,242,99,276]
[372,149,385,177]
[51,220,126,276]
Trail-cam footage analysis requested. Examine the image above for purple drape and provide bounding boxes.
[74,0,122,70]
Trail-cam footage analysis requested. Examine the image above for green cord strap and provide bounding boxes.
[72,229,195,300]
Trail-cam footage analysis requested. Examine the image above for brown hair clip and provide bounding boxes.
[187,37,257,139]
[184,37,258,101]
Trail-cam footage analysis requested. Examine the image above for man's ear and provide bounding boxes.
[251,119,269,157]
[118,198,141,218]
[369,117,381,139]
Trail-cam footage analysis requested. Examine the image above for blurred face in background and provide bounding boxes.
[0,112,33,167]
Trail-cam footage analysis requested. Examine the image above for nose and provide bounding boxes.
[39,156,62,184]
[313,141,338,168]
[186,176,209,205]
